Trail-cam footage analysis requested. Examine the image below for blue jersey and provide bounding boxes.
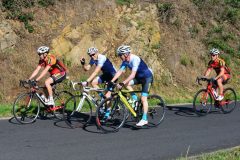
[120,54,153,79]
[89,54,116,75]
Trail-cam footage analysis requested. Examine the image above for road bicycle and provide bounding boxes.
[193,77,237,116]
[63,81,105,128]
[12,80,73,124]
[95,84,166,133]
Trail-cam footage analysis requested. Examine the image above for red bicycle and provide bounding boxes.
[193,77,237,116]
[13,80,73,124]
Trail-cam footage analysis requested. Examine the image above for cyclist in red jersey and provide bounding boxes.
[203,48,231,101]
[28,46,67,106]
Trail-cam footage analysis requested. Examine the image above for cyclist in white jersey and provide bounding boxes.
[106,45,153,127]
[80,47,116,90]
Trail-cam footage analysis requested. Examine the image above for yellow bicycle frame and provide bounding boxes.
[118,90,137,117]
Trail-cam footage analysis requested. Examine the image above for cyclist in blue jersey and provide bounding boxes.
[106,45,153,127]
[80,47,117,89]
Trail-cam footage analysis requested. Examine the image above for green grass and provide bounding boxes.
[177,146,240,160]
[0,104,12,117]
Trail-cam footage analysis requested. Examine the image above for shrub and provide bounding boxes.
[222,7,240,24]
[2,0,56,33]
[157,2,174,23]
[180,54,193,67]
[38,0,55,7]
[115,0,134,6]
[189,26,199,38]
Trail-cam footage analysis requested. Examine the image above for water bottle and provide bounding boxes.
[40,94,46,102]
[213,88,218,98]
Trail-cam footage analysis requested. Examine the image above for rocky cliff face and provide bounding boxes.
[0,0,239,103]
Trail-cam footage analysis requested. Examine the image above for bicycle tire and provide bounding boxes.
[193,89,212,116]
[146,94,166,127]
[53,90,73,120]
[96,96,127,133]
[220,88,237,114]
[63,94,92,128]
[13,93,40,124]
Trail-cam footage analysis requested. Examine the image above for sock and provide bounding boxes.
[131,93,138,101]
[49,96,54,101]
[142,113,147,121]
[98,92,104,98]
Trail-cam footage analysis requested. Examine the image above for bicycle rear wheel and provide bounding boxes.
[96,96,127,133]
[53,91,73,120]
[220,88,236,113]
[193,89,212,116]
[147,94,166,127]
[63,95,92,128]
[13,93,40,124]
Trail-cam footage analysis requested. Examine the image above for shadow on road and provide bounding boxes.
[167,105,223,117]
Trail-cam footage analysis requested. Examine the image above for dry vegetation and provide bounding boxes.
[0,0,239,103]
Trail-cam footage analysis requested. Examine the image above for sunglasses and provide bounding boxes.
[211,54,217,57]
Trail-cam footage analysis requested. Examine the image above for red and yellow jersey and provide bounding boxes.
[38,54,66,75]
[207,58,230,75]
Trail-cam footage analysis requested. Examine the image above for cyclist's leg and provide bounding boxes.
[91,76,100,88]
[136,76,153,126]
[126,79,138,101]
[46,72,66,105]
[216,74,229,100]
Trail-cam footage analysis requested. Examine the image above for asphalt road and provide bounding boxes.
[0,104,240,160]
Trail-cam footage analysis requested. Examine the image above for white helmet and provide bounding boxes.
[37,46,49,54]
[116,45,131,56]
[210,48,220,55]
[87,47,98,56]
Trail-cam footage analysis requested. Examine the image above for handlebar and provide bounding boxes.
[19,80,37,88]
[196,77,214,85]
[70,80,105,92]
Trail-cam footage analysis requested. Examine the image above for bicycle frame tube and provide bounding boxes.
[75,92,97,112]
[207,83,217,100]
[118,91,137,117]
[35,92,46,104]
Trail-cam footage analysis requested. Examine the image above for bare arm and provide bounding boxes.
[204,68,212,77]
[111,70,123,82]
[29,65,42,80]
[87,66,101,82]
[83,64,91,71]
[36,65,51,81]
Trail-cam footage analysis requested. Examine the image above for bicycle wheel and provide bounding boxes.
[193,89,212,116]
[96,96,127,133]
[13,93,40,124]
[53,91,73,120]
[146,94,165,127]
[64,95,92,128]
[220,88,237,113]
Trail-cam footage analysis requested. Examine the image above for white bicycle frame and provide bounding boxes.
[71,81,105,114]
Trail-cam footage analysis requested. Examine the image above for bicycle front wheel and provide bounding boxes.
[220,88,237,113]
[96,96,127,133]
[147,94,166,127]
[193,89,212,116]
[64,95,92,128]
[13,93,40,124]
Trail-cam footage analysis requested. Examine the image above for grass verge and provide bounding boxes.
[0,104,12,118]
[177,146,240,160]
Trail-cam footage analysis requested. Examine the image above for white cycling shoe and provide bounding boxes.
[216,95,224,101]
[136,119,148,127]
[46,99,55,106]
